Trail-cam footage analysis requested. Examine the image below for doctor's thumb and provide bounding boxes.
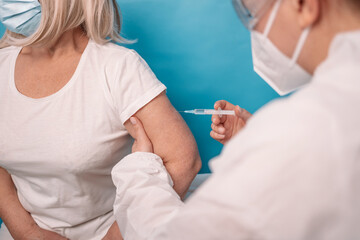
[130,117,146,139]
[235,106,252,123]
[130,117,153,153]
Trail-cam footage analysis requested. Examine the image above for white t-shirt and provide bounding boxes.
[0,39,166,240]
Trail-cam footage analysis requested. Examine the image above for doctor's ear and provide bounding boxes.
[295,0,321,28]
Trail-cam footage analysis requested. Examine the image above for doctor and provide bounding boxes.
[111,0,360,239]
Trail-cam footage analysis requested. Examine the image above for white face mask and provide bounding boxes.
[251,0,312,96]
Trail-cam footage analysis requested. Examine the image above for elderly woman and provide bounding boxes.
[0,0,201,239]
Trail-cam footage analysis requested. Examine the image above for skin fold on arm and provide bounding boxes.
[124,92,202,198]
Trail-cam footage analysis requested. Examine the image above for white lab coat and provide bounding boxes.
[111,30,360,240]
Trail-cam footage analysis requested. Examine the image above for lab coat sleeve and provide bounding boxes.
[111,152,184,240]
[112,150,268,240]
[111,150,264,240]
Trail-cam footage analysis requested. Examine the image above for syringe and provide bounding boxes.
[181,109,235,116]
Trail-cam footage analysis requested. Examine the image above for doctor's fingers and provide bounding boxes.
[214,100,235,111]
[211,123,226,135]
[213,100,236,124]
[210,130,226,141]
[212,114,227,125]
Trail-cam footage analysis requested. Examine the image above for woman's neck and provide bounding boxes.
[22,27,89,58]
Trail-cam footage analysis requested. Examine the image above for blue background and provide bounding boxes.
[118,0,279,172]
[0,0,279,174]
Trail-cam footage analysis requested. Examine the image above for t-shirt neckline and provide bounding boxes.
[9,39,92,103]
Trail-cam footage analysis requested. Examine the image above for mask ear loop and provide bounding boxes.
[262,0,311,70]
[290,27,311,67]
[263,0,282,37]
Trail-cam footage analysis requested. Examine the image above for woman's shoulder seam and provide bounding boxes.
[0,46,20,56]
[93,41,134,55]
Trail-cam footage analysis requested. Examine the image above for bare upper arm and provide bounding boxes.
[124,92,201,197]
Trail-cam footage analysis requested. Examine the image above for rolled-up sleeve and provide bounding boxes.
[112,51,167,125]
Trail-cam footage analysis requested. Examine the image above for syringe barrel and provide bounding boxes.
[194,109,235,115]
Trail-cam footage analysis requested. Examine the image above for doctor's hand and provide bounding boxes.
[211,100,252,144]
[130,117,154,153]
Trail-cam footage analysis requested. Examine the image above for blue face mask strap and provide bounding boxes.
[263,0,282,37]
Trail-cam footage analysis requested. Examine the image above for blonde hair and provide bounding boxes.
[0,0,128,48]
